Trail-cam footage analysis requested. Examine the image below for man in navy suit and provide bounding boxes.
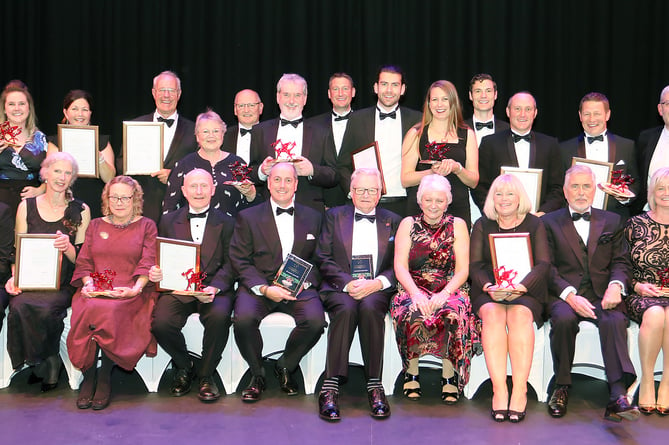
[221,89,264,164]
[559,92,639,220]
[543,165,638,422]
[150,169,235,402]
[315,168,400,421]
[230,162,326,402]
[129,70,198,222]
[249,74,337,213]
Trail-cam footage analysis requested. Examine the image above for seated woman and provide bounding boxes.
[2,152,89,391]
[162,109,256,217]
[67,176,157,410]
[624,167,669,415]
[392,174,480,403]
[469,174,549,422]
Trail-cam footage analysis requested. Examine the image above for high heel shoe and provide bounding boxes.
[639,404,657,415]
[441,374,459,404]
[491,409,508,422]
[508,409,526,423]
[402,372,421,400]
[656,405,669,416]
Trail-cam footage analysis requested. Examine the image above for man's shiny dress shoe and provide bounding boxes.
[604,395,640,422]
[367,387,391,419]
[548,386,569,418]
[275,366,298,395]
[170,367,194,397]
[198,376,221,402]
[241,375,266,403]
[318,389,341,421]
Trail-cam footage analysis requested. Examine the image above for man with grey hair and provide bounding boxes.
[249,73,337,212]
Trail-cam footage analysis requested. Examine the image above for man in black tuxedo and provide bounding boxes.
[0,202,14,331]
[129,70,198,223]
[315,168,400,421]
[150,169,235,402]
[249,73,337,213]
[221,89,264,164]
[543,165,638,422]
[307,73,356,208]
[560,92,640,220]
[635,85,669,214]
[230,162,326,402]
[339,65,421,217]
[473,92,564,216]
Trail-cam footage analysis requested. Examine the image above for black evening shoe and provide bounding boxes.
[441,374,459,404]
[274,366,298,395]
[548,386,569,418]
[241,375,266,403]
[508,410,526,423]
[198,376,221,402]
[402,372,421,400]
[318,389,341,421]
[638,404,656,415]
[40,355,62,392]
[491,409,508,422]
[604,395,640,422]
[170,367,194,397]
[367,387,391,418]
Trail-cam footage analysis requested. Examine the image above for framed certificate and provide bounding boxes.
[15,234,62,290]
[351,142,387,195]
[273,253,313,297]
[489,232,533,284]
[500,167,543,213]
[571,157,613,210]
[155,237,201,292]
[57,124,99,178]
[351,254,374,279]
[123,122,164,175]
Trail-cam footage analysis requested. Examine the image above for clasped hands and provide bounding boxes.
[565,283,622,319]
[345,278,383,300]
[410,289,452,316]
[430,159,462,176]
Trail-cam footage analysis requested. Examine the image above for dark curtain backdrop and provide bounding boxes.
[2,0,668,157]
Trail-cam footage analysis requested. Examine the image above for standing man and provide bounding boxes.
[221,89,264,164]
[560,92,639,219]
[635,85,669,214]
[315,168,400,421]
[308,73,356,208]
[543,165,638,422]
[150,169,235,403]
[473,91,564,215]
[130,70,197,222]
[339,65,421,217]
[230,162,326,402]
[250,73,337,212]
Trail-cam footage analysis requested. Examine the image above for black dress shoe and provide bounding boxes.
[198,376,221,402]
[367,387,391,419]
[318,389,341,421]
[274,366,298,395]
[27,372,43,385]
[241,375,266,403]
[170,367,194,397]
[548,386,569,418]
[604,395,640,422]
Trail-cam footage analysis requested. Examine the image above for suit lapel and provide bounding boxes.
[302,121,313,158]
[528,132,537,167]
[258,202,283,264]
[577,134,586,158]
[556,209,586,268]
[292,206,308,258]
[505,133,520,168]
[165,119,186,166]
[339,207,354,268]
[375,211,392,275]
[586,211,606,262]
[173,210,193,242]
[200,213,222,270]
[608,133,617,166]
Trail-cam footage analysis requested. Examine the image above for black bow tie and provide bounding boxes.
[587,135,604,144]
[188,211,208,220]
[571,211,591,221]
[475,121,494,130]
[157,116,175,128]
[333,111,352,121]
[276,206,295,216]
[378,107,397,120]
[512,132,531,143]
[354,213,376,223]
[280,118,303,128]
[240,127,251,136]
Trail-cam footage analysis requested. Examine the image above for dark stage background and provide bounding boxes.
[2,0,668,156]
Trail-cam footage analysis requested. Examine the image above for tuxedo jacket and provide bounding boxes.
[559,133,640,218]
[221,124,240,156]
[130,114,198,222]
[338,105,422,191]
[542,208,630,301]
[634,125,664,214]
[158,207,235,301]
[315,205,401,294]
[473,129,565,213]
[229,201,323,295]
[464,117,510,135]
[248,118,337,212]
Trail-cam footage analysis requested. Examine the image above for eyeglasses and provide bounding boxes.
[661,101,669,107]
[155,88,179,96]
[352,187,379,196]
[109,195,133,204]
[235,102,260,110]
[199,129,223,136]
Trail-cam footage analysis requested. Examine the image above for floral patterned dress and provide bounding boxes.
[391,214,481,392]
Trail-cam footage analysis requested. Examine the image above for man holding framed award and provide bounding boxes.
[149,169,235,402]
[229,162,326,402]
[315,167,401,421]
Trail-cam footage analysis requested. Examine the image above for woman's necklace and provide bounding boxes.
[108,214,133,229]
[497,215,520,232]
